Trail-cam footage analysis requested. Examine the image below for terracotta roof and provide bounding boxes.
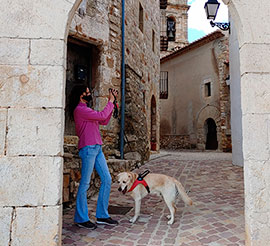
[161,30,225,63]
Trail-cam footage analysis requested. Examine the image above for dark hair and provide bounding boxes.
[67,84,87,121]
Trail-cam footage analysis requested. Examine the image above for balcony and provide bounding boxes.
[160,36,168,51]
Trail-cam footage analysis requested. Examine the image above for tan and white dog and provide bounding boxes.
[117,171,193,224]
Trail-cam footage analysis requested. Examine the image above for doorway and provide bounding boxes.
[205,118,218,150]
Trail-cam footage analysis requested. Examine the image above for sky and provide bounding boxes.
[187,0,229,43]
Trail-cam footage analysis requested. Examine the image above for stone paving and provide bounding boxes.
[62,150,245,246]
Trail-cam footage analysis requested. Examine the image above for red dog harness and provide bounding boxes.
[128,170,150,193]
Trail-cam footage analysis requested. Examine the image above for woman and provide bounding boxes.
[68,84,118,229]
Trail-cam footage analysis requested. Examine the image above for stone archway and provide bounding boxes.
[0,0,82,245]
[0,0,270,245]
[223,0,270,244]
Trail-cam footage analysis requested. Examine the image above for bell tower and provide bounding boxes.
[160,0,189,57]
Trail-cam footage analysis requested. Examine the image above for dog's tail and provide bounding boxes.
[174,180,193,206]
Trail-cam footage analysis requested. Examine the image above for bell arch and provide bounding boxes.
[167,16,176,41]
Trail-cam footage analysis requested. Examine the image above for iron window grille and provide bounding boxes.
[160,71,168,99]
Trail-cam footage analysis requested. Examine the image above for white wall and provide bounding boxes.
[229,20,243,166]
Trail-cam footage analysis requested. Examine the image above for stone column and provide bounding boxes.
[227,0,270,244]
[0,0,81,245]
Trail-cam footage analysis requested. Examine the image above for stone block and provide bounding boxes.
[241,73,270,114]
[30,39,66,66]
[124,151,141,161]
[234,1,270,46]
[70,14,109,41]
[0,1,74,39]
[240,44,270,74]
[0,38,29,65]
[242,114,269,161]
[0,207,13,246]
[11,206,62,246]
[0,65,65,108]
[244,160,270,212]
[6,108,63,156]
[0,109,7,155]
[0,156,62,206]
[64,135,79,145]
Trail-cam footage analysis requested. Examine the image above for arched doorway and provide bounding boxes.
[150,95,157,151]
[205,118,218,150]
[196,105,220,150]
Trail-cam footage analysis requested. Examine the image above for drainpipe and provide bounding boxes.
[120,0,125,159]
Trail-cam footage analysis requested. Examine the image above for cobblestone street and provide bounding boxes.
[62,151,245,246]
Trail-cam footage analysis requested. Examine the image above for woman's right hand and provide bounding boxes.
[109,89,118,103]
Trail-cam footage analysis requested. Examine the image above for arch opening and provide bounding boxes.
[205,118,218,150]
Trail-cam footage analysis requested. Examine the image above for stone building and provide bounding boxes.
[160,31,231,151]
[63,0,160,204]
[1,0,270,245]
[160,0,189,57]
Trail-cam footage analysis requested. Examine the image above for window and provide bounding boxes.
[139,3,144,33]
[205,82,211,97]
[160,71,168,99]
[160,0,168,9]
[152,29,155,52]
[167,17,176,41]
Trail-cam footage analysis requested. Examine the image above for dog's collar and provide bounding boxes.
[128,177,150,193]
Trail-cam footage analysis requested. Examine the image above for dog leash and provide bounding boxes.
[128,170,150,193]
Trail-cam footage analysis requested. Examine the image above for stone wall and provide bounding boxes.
[67,0,122,154]
[160,135,193,149]
[214,36,231,152]
[124,65,150,162]
[62,0,160,204]
[227,0,270,243]
[0,0,82,244]
[124,0,160,152]
[65,0,160,156]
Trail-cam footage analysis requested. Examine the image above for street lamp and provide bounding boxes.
[204,0,230,31]
[204,0,220,20]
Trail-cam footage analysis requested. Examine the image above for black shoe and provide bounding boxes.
[96,217,119,226]
[76,221,97,230]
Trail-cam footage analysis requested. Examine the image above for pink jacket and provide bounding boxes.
[74,101,114,149]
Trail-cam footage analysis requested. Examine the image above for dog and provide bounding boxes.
[117,171,193,224]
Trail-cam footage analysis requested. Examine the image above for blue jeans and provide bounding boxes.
[74,144,112,223]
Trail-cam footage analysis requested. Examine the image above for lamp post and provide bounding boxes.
[204,0,230,31]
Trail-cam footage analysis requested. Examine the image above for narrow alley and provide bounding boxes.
[62,151,244,246]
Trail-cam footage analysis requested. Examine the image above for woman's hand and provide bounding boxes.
[109,89,118,103]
